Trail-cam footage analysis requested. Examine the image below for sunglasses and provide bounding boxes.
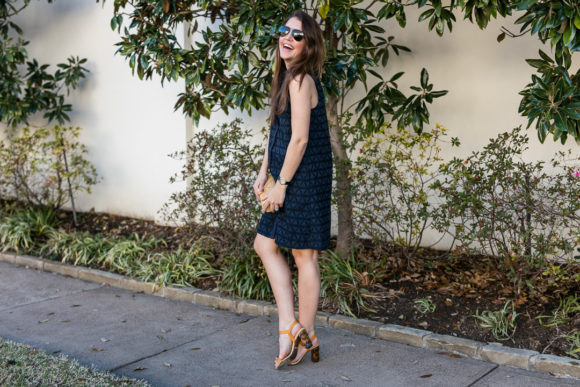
[277,25,305,42]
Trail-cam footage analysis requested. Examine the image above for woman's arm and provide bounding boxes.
[263,74,315,212]
[253,132,270,201]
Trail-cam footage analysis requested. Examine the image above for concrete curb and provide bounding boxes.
[1,251,580,380]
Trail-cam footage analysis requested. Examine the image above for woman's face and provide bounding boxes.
[279,17,305,65]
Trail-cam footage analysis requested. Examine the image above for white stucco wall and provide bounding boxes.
[10,3,577,234]
[12,1,186,223]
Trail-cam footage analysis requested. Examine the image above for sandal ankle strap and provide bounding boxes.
[278,320,299,343]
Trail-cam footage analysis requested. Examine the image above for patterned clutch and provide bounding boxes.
[259,175,276,213]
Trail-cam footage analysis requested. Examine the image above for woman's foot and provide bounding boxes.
[289,330,319,366]
[275,320,305,369]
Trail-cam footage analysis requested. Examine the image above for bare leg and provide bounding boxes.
[293,248,320,360]
[254,234,301,361]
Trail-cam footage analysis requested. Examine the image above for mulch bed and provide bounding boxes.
[52,209,580,358]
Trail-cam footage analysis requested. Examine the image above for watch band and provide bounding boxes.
[278,177,291,185]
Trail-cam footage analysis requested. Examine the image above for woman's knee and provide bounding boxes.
[292,249,318,269]
[254,234,277,258]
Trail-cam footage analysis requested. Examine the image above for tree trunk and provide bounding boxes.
[326,93,354,257]
[323,16,354,258]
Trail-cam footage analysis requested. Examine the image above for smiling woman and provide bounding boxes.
[252,10,330,370]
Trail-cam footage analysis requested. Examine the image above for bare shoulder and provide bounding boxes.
[289,73,316,94]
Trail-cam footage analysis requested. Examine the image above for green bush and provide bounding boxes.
[163,119,263,240]
[436,127,580,290]
[135,245,219,288]
[320,250,384,317]
[0,126,98,209]
[98,234,161,273]
[41,229,113,266]
[219,246,272,301]
[350,124,453,260]
[0,206,59,253]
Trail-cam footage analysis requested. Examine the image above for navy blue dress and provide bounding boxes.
[257,74,332,251]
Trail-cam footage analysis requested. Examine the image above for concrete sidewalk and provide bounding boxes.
[0,261,578,387]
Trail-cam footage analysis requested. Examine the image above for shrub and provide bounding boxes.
[350,124,453,260]
[135,245,219,288]
[0,206,59,253]
[319,250,383,317]
[436,127,580,291]
[163,119,263,241]
[219,245,272,301]
[98,234,161,273]
[0,126,98,210]
[41,229,113,266]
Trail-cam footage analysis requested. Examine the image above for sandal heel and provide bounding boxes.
[299,330,313,349]
[311,346,320,363]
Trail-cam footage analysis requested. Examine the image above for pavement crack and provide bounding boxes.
[109,327,242,372]
[0,286,105,313]
[466,364,499,387]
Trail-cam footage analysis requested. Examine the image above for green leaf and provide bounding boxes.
[318,0,330,19]
[538,50,553,63]
[563,24,576,46]
[420,68,429,89]
[575,14,580,30]
[418,9,435,22]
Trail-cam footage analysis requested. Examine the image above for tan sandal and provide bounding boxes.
[274,320,305,370]
[289,331,319,366]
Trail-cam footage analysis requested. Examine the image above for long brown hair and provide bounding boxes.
[269,10,325,123]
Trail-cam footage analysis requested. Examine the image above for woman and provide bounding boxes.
[253,10,331,369]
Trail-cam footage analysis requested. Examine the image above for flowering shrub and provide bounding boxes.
[435,127,580,291]
[0,126,98,210]
[350,124,455,259]
[163,119,263,240]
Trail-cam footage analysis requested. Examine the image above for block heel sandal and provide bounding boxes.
[274,320,305,370]
[289,332,319,366]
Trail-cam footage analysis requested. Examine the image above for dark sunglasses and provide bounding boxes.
[277,25,305,42]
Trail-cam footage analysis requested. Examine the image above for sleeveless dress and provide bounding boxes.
[256,74,332,251]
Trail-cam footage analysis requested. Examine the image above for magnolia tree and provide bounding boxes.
[106,0,448,256]
[106,0,579,255]
[0,0,92,224]
[0,0,88,128]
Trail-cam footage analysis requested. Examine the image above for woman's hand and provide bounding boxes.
[262,183,286,213]
[253,172,268,201]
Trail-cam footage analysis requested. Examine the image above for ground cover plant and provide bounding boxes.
[1,125,579,360]
[0,337,149,386]
[1,197,580,359]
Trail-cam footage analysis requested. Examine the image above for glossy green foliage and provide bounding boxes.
[106,0,446,132]
[0,0,89,127]
[519,50,580,144]
[404,0,579,143]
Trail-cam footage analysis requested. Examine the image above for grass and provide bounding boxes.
[0,337,149,386]
[561,330,580,359]
[536,295,580,328]
[320,250,381,317]
[219,246,272,300]
[413,297,436,314]
[0,206,59,253]
[473,300,518,341]
[135,246,219,287]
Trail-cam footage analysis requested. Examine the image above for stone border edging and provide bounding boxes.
[2,251,580,380]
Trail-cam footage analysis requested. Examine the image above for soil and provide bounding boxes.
[48,209,580,358]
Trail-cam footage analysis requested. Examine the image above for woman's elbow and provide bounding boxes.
[292,137,308,150]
